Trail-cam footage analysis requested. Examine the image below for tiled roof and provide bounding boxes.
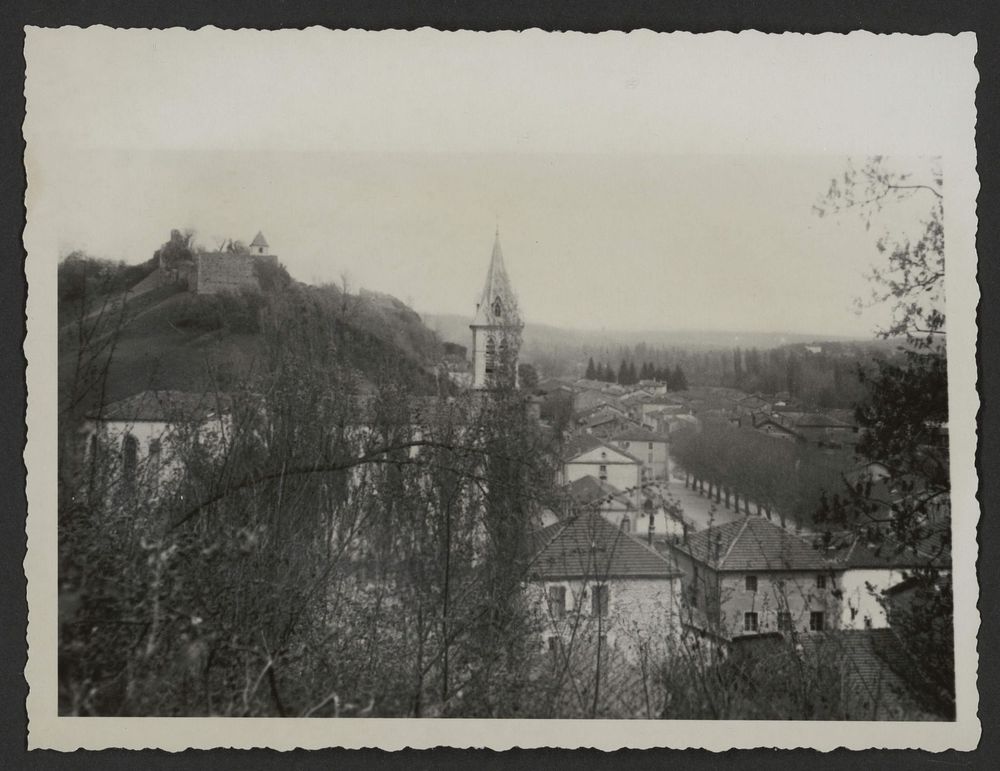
[94,390,232,422]
[249,231,269,248]
[562,432,604,459]
[563,475,630,507]
[831,525,951,570]
[677,516,829,571]
[797,629,939,719]
[582,410,623,428]
[578,403,626,419]
[528,513,682,580]
[729,628,939,719]
[536,377,573,393]
[562,434,643,465]
[610,427,670,443]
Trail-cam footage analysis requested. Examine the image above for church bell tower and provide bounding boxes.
[470,228,522,389]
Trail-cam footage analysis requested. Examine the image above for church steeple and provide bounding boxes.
[470,227,523,390]
[472,227,520,328]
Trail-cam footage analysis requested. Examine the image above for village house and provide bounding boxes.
[578,405,640,437]
[525,513,683,663]
[572,387,623,414]
[548,474,685,543]
[663,516,840,640]
[609,427,670,480]
[643,409,699,436]
[753,410,859,449]
[561,434,643,501]
[831,525,951,630]
[538,474,635,530]
[636,379,668,395]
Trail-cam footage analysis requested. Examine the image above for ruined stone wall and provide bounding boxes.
[195,253,264,295]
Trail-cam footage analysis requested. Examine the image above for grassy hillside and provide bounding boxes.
[60,270,444,409]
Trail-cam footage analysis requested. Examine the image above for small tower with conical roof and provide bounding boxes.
[249,231,270,256]
[470,227,523,389]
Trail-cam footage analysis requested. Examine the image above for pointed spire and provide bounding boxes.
[473,227,520,327]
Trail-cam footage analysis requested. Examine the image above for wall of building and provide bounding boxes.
[613,438,670,480]
[564,455,641,495]
[195,253,277,295]
[716,571,840,637]
[838,568,905,629]
[84,415,231,499]
[527,575,682,663]
[610,506,683,540]
[668,548,841,638]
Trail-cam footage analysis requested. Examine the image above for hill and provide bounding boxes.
[59,266,445,409]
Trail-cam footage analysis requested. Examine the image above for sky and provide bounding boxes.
[25,28,967,337]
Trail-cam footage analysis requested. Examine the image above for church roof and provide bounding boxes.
[472,228,521,327]
[250,231,269,248]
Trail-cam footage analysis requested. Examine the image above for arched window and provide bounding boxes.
[122,434,139,491]
[620,517,631,533]
[484,335,496,375]
[492,297,502,317]
[148,438,162,484]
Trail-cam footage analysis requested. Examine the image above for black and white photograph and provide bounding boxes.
[23,27,979,750]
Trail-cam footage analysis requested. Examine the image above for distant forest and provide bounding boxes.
[536,341,891,410]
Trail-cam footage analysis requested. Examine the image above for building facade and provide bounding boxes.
[665,516,841,639]
[526,513,683,664]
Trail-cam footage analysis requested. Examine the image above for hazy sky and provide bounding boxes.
[26,29,966,336]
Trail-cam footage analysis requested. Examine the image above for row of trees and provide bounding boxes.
[670,419,846,529]
[583,357,688,390]
[536,340,883,410]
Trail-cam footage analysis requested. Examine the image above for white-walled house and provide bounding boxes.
[525,513,683,664]
[609,427,670,480]
[833,528,951,630]
[561,434,643,500]
[82,390,233,499]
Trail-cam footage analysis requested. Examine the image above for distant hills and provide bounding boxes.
[421,312,871,358]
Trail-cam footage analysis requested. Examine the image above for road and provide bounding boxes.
[650,476,746,532]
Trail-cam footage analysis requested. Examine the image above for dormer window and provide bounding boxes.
[492,297,503,317]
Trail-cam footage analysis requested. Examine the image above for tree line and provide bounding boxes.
[670,418,848,529]
[584,357,688,390]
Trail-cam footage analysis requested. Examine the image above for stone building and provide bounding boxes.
[525,513,683,663]
[137,230,278,296]
[664,516,840,640]
[81,390,233,501]
[194,232,277,295]
[470,228,522,389]
[561,433,643,498]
